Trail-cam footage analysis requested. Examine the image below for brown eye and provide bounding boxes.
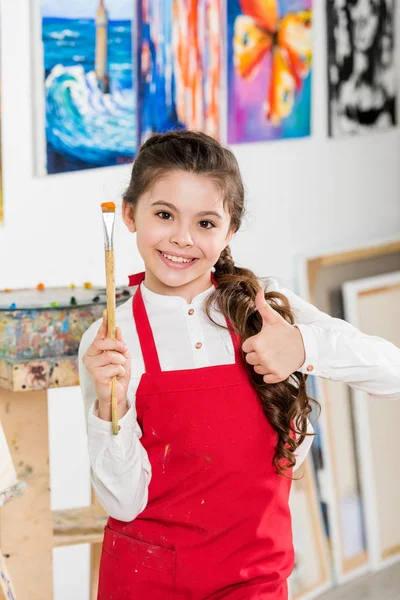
[156,211,173,220]
[199,220,215,229]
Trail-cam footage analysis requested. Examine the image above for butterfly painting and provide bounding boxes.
[227,0,313,143]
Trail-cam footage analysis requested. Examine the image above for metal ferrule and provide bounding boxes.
[102,211,116,250]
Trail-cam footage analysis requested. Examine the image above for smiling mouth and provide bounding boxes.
[157,250,198,264]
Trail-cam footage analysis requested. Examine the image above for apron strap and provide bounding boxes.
[128,271,243,373]
[132,284,162,374]
[129,272,162,374]
[128,272,146,287]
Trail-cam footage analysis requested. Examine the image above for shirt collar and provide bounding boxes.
[141,281,215,307]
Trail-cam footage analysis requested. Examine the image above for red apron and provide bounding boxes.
[97,272,294,599]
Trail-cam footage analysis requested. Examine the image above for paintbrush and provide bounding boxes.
[100,202,118,435]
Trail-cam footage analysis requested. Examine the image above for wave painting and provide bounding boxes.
[138,0,222,142]
[41,0,137,174]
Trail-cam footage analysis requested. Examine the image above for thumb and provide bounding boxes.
[95,309,108,339]
[116,326,131,379]
[255,290,279,327]
[116,326,130,356]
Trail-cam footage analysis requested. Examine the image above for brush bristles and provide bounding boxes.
[101,202,116,213]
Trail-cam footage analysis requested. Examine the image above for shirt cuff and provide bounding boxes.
[88,401,135,436]
[294,323,319,375]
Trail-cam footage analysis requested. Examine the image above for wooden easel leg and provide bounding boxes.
[0,389,53,600]
[90,542,102,600]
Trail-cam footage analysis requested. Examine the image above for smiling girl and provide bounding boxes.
[79,130,400,599]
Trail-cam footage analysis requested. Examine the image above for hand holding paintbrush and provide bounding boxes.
[82,203,131,430]
[92,202,129,433]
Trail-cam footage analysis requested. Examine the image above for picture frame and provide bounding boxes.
[342,270,400,571]
[31,0,137,176]
[289,458,332,599]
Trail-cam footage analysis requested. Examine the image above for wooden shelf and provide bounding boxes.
[53,505,107,548]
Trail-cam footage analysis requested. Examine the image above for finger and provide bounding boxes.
[97,364,126,384]
[263,373,285,384]
[242,337,255,354]
[94,310,108,341]
[90,350,126,369]
[255,290,280,327]
[89,337,128,356]
[244,351,259,366]
[253,364,268,375]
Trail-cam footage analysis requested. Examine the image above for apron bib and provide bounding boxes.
[98,272,294,599]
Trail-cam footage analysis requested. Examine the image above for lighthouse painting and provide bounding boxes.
[95,0,110,93]
[38,0,137,175]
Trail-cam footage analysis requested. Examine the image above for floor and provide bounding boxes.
[318,564,400,600]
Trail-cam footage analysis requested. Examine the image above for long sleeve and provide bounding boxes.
[78,321,151,522]
[280,287,400,400]
[274,284,400,471]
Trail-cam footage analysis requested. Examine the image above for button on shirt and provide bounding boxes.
[78,279,400,522]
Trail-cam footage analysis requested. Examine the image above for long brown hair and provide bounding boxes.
[123,130,317,474]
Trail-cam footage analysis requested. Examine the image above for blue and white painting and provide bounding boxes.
[41,0,137,174]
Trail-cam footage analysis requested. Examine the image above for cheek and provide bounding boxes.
[199,233,229,258]
[137,221,163,249]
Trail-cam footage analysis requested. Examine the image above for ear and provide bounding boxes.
[122,201,136,233]
[225,228,234,246]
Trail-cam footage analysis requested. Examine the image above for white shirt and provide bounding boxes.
[78,279,400,522]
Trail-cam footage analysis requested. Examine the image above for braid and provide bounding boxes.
[214,245,235,275]
[209,247,317,476]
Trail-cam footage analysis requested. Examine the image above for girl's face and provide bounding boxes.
[350,0,380,52]
[123,170,234,302]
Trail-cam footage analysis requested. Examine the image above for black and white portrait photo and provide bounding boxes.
[327,0,396,136]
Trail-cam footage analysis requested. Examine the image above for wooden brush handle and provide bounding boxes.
[105,249,118,435]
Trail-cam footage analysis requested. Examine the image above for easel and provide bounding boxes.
[0,363,106,600]
[0,283,136,599]
[0,416,25,600]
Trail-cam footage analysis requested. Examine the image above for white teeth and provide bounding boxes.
[161,252,193,264]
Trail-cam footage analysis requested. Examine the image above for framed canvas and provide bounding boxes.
[289,449,332,599]
[343,271,400,571]
[227,0,313,143]
[137,0,222,142]
[297,236,400,583]
[326,0,396,136]
[32,0,137,175]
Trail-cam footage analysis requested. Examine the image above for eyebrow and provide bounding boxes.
[150,200,223,220]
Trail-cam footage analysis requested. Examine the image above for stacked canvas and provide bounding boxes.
[296,236,400,589]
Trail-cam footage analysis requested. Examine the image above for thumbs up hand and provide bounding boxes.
[241,290,306,384]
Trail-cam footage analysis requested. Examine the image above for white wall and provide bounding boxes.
[1,1,400,599]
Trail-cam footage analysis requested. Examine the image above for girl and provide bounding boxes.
[79,131,400,599]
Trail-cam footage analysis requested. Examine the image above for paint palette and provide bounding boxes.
[0,285,133,392]
[0,285,130,310]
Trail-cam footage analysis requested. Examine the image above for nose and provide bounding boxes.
[170,224,194,248]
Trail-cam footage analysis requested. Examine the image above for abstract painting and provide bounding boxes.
[227,0,313,143]
[138,0,222,142]
[327,0,396,136]
[39,0,137,174]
